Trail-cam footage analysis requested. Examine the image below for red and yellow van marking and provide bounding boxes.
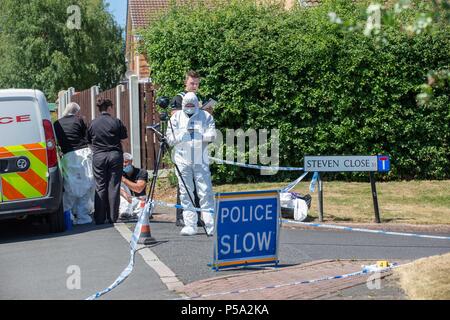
[0,142,48,201]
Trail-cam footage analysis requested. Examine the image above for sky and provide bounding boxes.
[105,0,128,27]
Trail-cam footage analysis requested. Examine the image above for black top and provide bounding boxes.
[124,167,148,197]
[53,115,89,155]
[87,112,128,153]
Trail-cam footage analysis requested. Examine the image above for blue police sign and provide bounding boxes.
[212,190,280,270]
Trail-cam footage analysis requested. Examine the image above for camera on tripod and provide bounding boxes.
[156,96,177,122]
[146,96,177,141]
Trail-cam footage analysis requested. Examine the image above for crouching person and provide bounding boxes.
[54,103,95,225]
[119,153,149,219]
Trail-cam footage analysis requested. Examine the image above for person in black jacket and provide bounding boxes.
[87,98,128,224]
[54,102,94,225]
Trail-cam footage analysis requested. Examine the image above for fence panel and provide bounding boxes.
[97,87,118,119]
[71,90,92,124]
[140,83,155,170]
[61,83,162,171]
[120,85,131,154]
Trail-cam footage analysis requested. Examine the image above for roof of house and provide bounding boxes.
[128,0,324,30]
[128,0,172,30]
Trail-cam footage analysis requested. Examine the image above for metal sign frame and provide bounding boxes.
[212,190,280,271]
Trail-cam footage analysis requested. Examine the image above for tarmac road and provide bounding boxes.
[0,218,178,300]
[1,216,450,300]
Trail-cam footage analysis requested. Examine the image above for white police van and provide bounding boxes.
[0,89,64,232]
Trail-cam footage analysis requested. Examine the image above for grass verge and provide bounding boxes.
[395,253,450,299]
[153,178,450,225]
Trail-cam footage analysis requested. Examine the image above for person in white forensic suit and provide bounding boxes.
[54,103,95,225]
[166,92,216,236]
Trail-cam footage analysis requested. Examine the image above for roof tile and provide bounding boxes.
[129,0,171,29]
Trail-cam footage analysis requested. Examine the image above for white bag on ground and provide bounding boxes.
[280,192,308,222]
[293,198,308,221]
[61,147,95,224]
[119,184,146,218]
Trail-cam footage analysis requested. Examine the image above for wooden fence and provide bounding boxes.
[58,77,163,171]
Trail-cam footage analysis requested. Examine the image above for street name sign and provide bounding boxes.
[304,155,390,172]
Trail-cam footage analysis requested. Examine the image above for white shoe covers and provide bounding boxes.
[180,226,198,236]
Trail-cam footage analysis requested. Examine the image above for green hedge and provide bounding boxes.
[142,0,450,182]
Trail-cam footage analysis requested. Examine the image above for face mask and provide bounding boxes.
[124,164,133,174]
[184,107,195,115]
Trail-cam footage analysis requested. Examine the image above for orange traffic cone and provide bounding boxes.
[138,201,157,245]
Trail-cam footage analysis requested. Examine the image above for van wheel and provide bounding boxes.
[49,201,65,233]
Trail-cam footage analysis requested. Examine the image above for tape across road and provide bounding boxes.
[150,198,450,242]
[153,200,214,214]
[86,156,446,300]
[215,159,450,241]
[152,170,309,214]
[86,202,155,300]
[210,157,304,171]
[282,220,450,241]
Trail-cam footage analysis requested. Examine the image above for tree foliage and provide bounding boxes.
[0,0,125,101]
[142,0,450,182]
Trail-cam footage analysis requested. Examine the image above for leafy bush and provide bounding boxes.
[0,0,125,101]
[141,0,450,182]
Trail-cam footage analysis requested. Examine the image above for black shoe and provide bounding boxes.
[176,219,185,227]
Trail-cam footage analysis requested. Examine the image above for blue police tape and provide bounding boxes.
[282,219,450,241]
[153,200,214,214]
[153,172,308,214]
[210,157,304,171]
[209,157,310,193]
[176,263,398,300]
[281,172,309,193]
[153,169,308,215]
[86,202,155,300]
[309,172,319,192]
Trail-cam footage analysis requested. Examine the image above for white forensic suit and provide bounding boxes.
[166,92,216,236]
[61,147,95,224]
[119,184,146,219]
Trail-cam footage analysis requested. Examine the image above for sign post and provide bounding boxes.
[304,155,390,223]
[318,173,324,222]
[369,172,381,223]
[212,190,280,271]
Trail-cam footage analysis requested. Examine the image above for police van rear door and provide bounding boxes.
[0,97,49,202]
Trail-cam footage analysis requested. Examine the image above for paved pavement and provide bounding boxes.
[178,259,407,300]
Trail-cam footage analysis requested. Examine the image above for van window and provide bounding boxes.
[0,99,43,147]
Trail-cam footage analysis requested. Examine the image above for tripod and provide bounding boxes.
[146,119,211,237]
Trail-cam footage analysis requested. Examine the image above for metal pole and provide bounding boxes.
[370,172,381,223]
[318,173,324,222]
[129,75,141,168]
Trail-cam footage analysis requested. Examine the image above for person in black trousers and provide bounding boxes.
[87,98,128,224]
